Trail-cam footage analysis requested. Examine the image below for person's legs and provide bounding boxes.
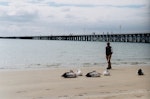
[108,61,111,69]
[106,55,109,62]
[107,55,112,69]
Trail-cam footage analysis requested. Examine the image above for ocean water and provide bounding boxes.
[0,39,150,69]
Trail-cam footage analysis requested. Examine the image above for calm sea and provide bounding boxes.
[0,39,150,69]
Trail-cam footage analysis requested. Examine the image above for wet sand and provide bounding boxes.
[0,66,150,99]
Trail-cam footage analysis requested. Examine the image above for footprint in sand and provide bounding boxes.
[32,97,43,99]
[16,90,27,93]
[75,87,83,89]
[58,95,69,98]
[134,95,143,98]
[78,94,84,96]
[99,85,105,87]
[45,88,51,91]
[75,93,87,97]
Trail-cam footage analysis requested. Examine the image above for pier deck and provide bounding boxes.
[0,33,150,43]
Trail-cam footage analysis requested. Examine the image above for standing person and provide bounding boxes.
[106,42,113,69]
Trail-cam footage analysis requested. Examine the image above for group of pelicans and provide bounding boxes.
[62,68,144,78]
[62,69,110,78]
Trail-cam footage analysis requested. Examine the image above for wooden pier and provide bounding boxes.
[0,33,150,43]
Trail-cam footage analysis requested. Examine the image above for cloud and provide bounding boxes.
[0,1,39,22]
[0,10,38,22]
[0,0,149,36]
[0,1,9,6]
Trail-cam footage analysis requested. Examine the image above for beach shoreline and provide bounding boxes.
[0,65,150,99]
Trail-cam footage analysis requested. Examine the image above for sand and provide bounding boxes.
[0,66,150,99]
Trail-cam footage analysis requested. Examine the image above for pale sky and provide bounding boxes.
[0,0,150,36]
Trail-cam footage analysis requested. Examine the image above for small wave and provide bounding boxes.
[83,63,91,66]
[130,62,147,65]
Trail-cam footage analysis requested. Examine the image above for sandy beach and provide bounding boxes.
[0,66,150,99]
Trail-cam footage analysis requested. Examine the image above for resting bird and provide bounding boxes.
[103,69,110,76]
[86,71,101,77]
[62,70,77,78]
[138,69,144,75]
[75,69,83,76]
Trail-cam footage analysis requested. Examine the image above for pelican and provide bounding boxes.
[62,70,77,78]
[86,71,101,77]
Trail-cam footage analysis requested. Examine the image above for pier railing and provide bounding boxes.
[0,33,150,43]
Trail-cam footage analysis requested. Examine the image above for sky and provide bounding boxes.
[0,0,150,36]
